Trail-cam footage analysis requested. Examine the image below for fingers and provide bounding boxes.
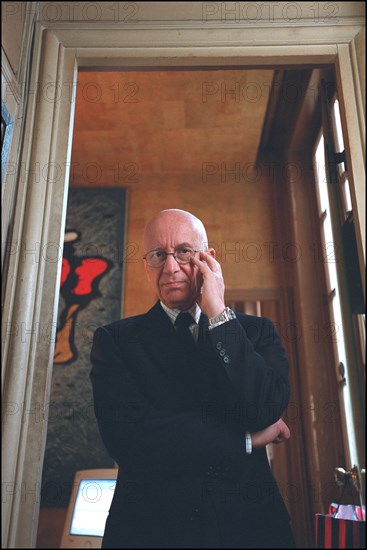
[277,418,290,439]
[200,251,221,269]
[273,419,291,443]
[191,251,221,273]
[252,419,291,448]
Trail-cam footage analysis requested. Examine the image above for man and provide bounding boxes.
[90,209,295,548]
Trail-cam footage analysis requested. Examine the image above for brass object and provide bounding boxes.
[334,465,365,509]
[335,467,349,486]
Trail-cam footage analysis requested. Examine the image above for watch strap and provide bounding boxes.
[208,307,236,328]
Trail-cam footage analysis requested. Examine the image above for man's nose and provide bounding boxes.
[163,253,180,273]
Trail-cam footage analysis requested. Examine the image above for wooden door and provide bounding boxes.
[225,288,313,547]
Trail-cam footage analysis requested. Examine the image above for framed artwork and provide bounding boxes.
[41,188,126,507]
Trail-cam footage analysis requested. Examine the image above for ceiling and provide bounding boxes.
[70,68,275,187]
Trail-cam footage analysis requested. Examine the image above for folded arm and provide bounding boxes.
[90,326,290,481]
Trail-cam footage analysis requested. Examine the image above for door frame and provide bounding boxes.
[2,7,365,547]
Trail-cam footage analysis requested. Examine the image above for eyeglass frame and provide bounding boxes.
[143,246,201,268]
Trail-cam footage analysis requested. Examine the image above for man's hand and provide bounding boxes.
[191,251,225,319]
[252,418,290,449]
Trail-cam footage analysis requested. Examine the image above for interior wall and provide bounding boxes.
[70,70,284,317]
[1,1,37,271]
[1,2,25,75]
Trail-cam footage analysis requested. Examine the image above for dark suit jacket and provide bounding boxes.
[90,302,295,548]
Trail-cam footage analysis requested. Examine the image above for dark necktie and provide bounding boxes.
[175,312,196,351]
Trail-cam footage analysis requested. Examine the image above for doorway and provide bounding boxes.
[2,19,364,549]
[39,64,334,548]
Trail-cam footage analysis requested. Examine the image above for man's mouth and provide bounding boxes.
[162,280,187,288]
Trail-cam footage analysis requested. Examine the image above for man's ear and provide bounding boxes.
[207,247,216,259]
[143,261,152,282]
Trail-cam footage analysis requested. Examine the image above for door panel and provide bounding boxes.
[225,288,312,546]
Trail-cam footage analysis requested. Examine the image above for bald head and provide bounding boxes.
[142,209,211,309]
[143,209,208,251]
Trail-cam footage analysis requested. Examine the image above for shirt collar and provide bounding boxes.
[160,301,201,325]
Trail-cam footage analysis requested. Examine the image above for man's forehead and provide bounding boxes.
[143,211,208,251]
[147,241,195,251]
[146,219,202,238]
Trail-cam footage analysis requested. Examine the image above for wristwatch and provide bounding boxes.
[208,307,236,327]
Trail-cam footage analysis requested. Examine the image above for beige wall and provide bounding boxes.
[71,146,285,317]
[1,2,25,75]
[70,69,284,317]
[122,165,285,316]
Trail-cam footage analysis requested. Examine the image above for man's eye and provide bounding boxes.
[177,248,191,255]
[151,250,165,258]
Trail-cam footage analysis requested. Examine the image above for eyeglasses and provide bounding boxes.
[143,247,200,268]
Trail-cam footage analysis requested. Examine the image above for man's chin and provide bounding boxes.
[161,290,195,310]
